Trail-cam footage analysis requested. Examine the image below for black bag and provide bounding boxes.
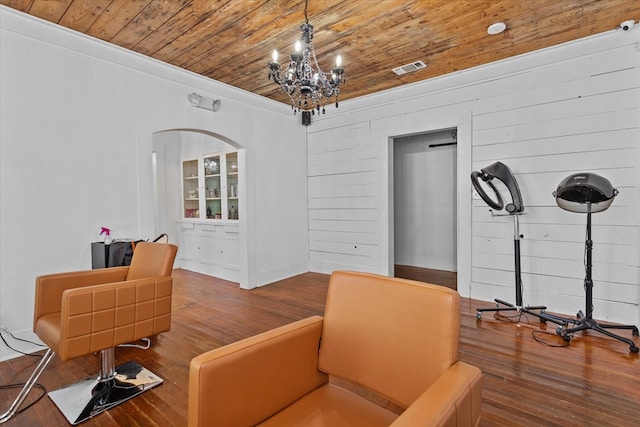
[106,234,169,267]
[107,240,142,267]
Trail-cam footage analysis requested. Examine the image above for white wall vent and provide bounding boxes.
[392,60,427,75]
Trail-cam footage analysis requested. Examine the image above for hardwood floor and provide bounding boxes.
[0,269,638,426]
[394,264,457,290]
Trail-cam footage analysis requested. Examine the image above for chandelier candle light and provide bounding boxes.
[268,0,345,116]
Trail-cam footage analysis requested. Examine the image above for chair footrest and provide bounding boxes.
[48,361,162,425]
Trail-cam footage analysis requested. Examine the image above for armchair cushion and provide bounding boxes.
[258,383,398,427]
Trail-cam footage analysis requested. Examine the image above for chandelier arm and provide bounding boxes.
[270,71,283,85]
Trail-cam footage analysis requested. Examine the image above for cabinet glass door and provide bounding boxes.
[226,152,239,220]
[203,155,222,219]
[182,159,200,218]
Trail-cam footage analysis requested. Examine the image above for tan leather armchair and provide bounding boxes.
[1,242,178,425]
[188,271,482,426]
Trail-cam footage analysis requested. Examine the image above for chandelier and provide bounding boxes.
[267,0,345,116]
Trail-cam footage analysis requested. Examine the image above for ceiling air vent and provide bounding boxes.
[392,60,427,75]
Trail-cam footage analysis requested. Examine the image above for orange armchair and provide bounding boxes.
[188,271,482,426]
[1,242,178,425]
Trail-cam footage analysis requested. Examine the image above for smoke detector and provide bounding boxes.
[487,22,507,35]
[392,60,427,75]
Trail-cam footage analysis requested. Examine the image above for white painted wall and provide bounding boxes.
[0,7,308,361]
[151,131,183,241]
[306,27,640,327]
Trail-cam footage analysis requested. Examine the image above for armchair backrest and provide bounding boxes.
[126,242,178,280]
[318,271,461,408]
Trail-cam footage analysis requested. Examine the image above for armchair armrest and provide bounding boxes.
[34,267,130,322]
[188,316,328,427]
[390,361,482,427]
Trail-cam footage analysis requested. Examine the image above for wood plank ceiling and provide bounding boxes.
[2,0,639,107]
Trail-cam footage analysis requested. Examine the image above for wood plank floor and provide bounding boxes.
[1,269,638,426]
[394,264,457,290]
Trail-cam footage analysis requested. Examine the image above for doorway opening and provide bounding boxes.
[392,128,457,289]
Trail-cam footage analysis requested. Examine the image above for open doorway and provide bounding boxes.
[392,129,457,289]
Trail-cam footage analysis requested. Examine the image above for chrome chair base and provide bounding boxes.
[48,361,162,425]
[0,349,56,424]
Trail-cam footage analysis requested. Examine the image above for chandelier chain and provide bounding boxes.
[304,0,309,24]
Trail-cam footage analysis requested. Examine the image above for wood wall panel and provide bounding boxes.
[473,250,637,286]
[473,71,640,129]
[473,205,638,227]
[473,128,640,163]
[301,22,639,324]
[309,230,379,246]
[470,39,640,323]
[472,222,640,254]
[473,112,638,148]
[472,44,640,116]
[470,268,640,322]
[307,120,380,272]
[474,93,639,140]
[309,207,378,221]
[473,236,637,265]
[309,217,378,233]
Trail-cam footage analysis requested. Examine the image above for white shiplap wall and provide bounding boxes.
[307,122,380,272]
[306,28,640,326]
[471,42,640,322]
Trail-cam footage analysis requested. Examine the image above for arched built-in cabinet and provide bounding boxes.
[152,129,245,284]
